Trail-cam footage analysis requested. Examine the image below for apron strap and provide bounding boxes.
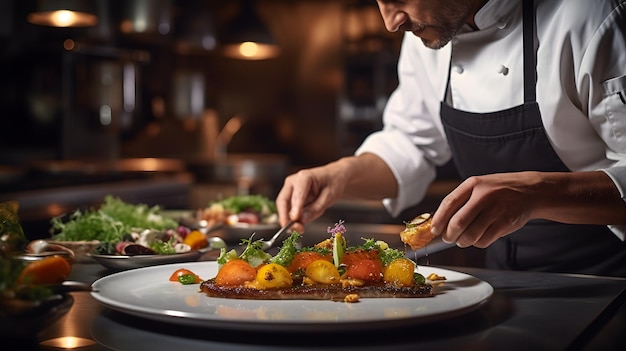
[523,0,536,103]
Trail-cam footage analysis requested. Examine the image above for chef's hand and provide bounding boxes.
[430,172,534,248]
[276,162,347,233]
[276,153,397,233]
[430,171,626,248]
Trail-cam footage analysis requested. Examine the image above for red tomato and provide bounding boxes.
[287,251,332,273]
[345,259,383,282]
[169,268,202,283]
[341,250,383,271]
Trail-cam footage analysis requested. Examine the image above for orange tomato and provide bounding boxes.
[17,255,71,285]
[214,259,257,286]
[287,251,331,273]
[345,259,382,283]
[169,268,202,283]
[183,230,208,250]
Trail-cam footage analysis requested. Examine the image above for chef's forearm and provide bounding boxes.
[336,153,398,200]
[535,171,626,225]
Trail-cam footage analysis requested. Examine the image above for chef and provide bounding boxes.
[276,0,626,277]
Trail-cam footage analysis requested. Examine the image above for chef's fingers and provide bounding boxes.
[276,174,301,227]
[453,203,529,248]
[472,223,503,248]
[455,214,494,248]
[431,180,474,237]
[277,169,322,228]
[299,185,339,225]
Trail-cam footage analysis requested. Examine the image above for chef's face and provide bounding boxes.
[375,0,477,49]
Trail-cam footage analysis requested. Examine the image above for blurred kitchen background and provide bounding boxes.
[0,0,474,263]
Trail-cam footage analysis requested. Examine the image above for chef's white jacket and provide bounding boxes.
[355,0,626,238]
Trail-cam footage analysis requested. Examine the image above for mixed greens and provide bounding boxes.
[210,195,276,217]
[50,195,178,243]
[202,194,279,226]
[49,195,195,256]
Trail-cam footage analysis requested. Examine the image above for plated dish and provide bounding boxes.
[162,209,279,243]
[88,237,226,270]
[89,250,207,271]
[91,262,494,332]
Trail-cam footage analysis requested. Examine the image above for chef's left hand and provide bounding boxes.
[430,170,626,248]
[429,172,542,248]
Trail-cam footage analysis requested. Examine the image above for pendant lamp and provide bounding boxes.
[221,0,279,60]
[27,0,98,28]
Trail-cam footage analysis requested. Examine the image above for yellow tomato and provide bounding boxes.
[383,258,416,287]
[305,259,340,284]
[256,263,292,289]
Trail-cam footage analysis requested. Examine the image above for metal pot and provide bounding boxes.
[188,153,288,197]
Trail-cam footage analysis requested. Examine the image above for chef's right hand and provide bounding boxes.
[276,154,397,233]
[276,162,348,233]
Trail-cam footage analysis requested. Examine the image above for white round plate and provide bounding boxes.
[91,262,493,331]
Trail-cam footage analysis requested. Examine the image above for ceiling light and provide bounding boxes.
[221,0,279,60]
[27,0,98,28]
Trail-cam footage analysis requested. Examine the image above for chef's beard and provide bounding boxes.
[414,25,460,50]
[404,2,474,50]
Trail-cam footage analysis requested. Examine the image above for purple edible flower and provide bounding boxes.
[327,220,346,236]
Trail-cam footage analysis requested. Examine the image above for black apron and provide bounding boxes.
[439,0,626,277]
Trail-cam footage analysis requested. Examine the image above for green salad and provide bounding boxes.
[50,195,178,243]
[209,194,277,216]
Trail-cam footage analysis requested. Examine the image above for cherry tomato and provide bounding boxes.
[341,250,383,271]
[256,263,293,289]
[214,259,257,286]
[169,268,202,284]
[346,259,382,283]
[287,251,331,273]
[305,259,340,284]
[383,258,416,287]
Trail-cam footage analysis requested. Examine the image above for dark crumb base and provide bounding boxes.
[199,279,434,300]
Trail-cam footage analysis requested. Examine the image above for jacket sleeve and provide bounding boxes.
[355,33,452,217]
